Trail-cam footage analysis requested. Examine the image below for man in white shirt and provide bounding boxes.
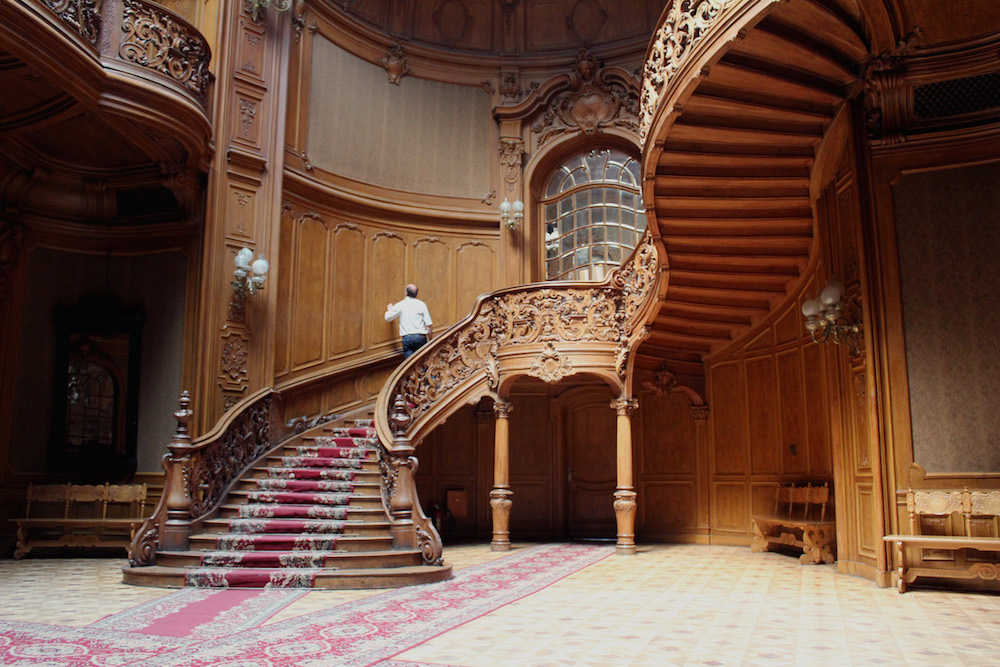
[385,284,434,360]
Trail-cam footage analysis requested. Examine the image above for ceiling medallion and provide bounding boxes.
[529,342,574,384]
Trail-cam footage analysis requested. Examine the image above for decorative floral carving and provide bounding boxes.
[222,337,248,383]
[911,490,965,516]
[690,404,710,421]
[640,0,726,142]
[643,362,678,395]
[529,343,574,383]
[239,99,257,137]
[382,44,409,85]
[498,138,524,189]
[187,396,272,516]
[44,0,102,45]
[610,397,638,416]
[120,0,212,100]
[533,49,640,145]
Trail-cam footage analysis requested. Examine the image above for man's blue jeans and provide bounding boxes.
[401,334,428,360]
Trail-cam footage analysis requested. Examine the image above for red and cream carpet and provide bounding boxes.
[0,543,613,666]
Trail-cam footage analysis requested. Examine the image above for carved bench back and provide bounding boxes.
[774,482,831,522]
[907,489,1000,537]
[24,483,147,521]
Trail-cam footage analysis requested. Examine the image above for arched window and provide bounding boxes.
[542,148,645,281]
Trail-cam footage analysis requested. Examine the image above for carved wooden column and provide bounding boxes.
[389,394,416,549]
[612,397,638,555]
[490,400,513,551]
[161,392,194,551]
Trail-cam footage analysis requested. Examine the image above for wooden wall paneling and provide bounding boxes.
[751,481,779,517]
[774,307,801,347]
[641,482,697,533]
[476,403,496,539]
[369,232,408,349]
[712,481,748,538]
[639,390,696,475]
[802,342,832,476]
[413,237,453,324]
[455,242,497,318]
[855,483,877,560]
[709,362,746,476]
[291,215,329,368]
[777,349,807,476]
[746,356,778,476]
[329,224,366,356]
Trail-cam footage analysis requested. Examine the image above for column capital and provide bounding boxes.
[493,400,513,418]
[690,404,709,421]
[610,397,638,415]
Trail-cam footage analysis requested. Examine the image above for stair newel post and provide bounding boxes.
[490,400,513,551]
[389,393,417,549]
[612,397,638,555]
[161,391,194,551]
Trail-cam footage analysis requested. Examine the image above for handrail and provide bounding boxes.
[375,231,660,451]
[129,388,274,565]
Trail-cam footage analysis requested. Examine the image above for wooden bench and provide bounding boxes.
[13,483,147,559]
[883,488,1000,593]
[751,482,836,564]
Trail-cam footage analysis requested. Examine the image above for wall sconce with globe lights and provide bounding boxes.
[231,247,269,300]
[247,0,291,20]
[500,198,524,230]
[801,279,864,357]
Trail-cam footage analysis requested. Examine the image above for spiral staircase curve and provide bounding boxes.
[638,0,872,386]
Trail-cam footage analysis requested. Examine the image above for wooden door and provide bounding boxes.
[561,387,617,539]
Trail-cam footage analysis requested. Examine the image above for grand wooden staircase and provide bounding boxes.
[124,410,450,588]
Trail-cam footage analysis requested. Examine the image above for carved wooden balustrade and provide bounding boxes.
[129,389,274,565]
[373,232,661,560]
[640,0,773,145]
[14,0,212,108]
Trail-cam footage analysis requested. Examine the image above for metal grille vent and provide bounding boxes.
[913,72,1000,119]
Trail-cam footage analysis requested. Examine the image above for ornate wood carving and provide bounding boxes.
[380,232,659,442]
[640,0,726,142]
[382,44,409,85]
[861,30,921,143]
[532,49,640,145]
[43,0,103,45]
[120,0,212,100]
[498,137,524,192]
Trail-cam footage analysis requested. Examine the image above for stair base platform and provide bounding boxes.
[122,562,453,589]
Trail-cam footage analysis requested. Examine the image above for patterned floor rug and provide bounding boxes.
[89,588,308,639]
[0,543,612,666]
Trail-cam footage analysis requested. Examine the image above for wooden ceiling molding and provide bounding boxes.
[0,0,215,230]
[639,0,871,385]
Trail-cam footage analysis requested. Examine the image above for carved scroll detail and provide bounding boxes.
[640,0,726,142]
[120,0,212,100]
[43,0,103,45]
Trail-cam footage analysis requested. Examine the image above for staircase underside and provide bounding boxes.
[123,418,451,589]
[638,0,870,388]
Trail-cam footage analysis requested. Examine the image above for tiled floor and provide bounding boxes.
[2,543,1000,665]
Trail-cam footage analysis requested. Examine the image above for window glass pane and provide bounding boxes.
[575,210,588,228]
[561,235,573,254]
[621,229,635,247]
[547,259,559,277]
[608,245,621,263]
[545,203,558,219]
[621,210,635,228]
[592,207,605,223]
[592,226,604,243]
[621,192,634,209]
[576,227,589,247]
[606,226,619,244]
[560,214,573,235]
[561,255,573,273]
[574,191,588,209]
[575,247,589,265]
[606,208,619,223]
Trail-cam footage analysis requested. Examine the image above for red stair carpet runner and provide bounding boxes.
[185,421,377,588]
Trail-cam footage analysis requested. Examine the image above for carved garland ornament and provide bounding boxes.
[529,343,574,383]
[44,0,102,45]
[498,138,524,190]
[120,0,212,100]
[640,0,726,142]
[390,234,658,433]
